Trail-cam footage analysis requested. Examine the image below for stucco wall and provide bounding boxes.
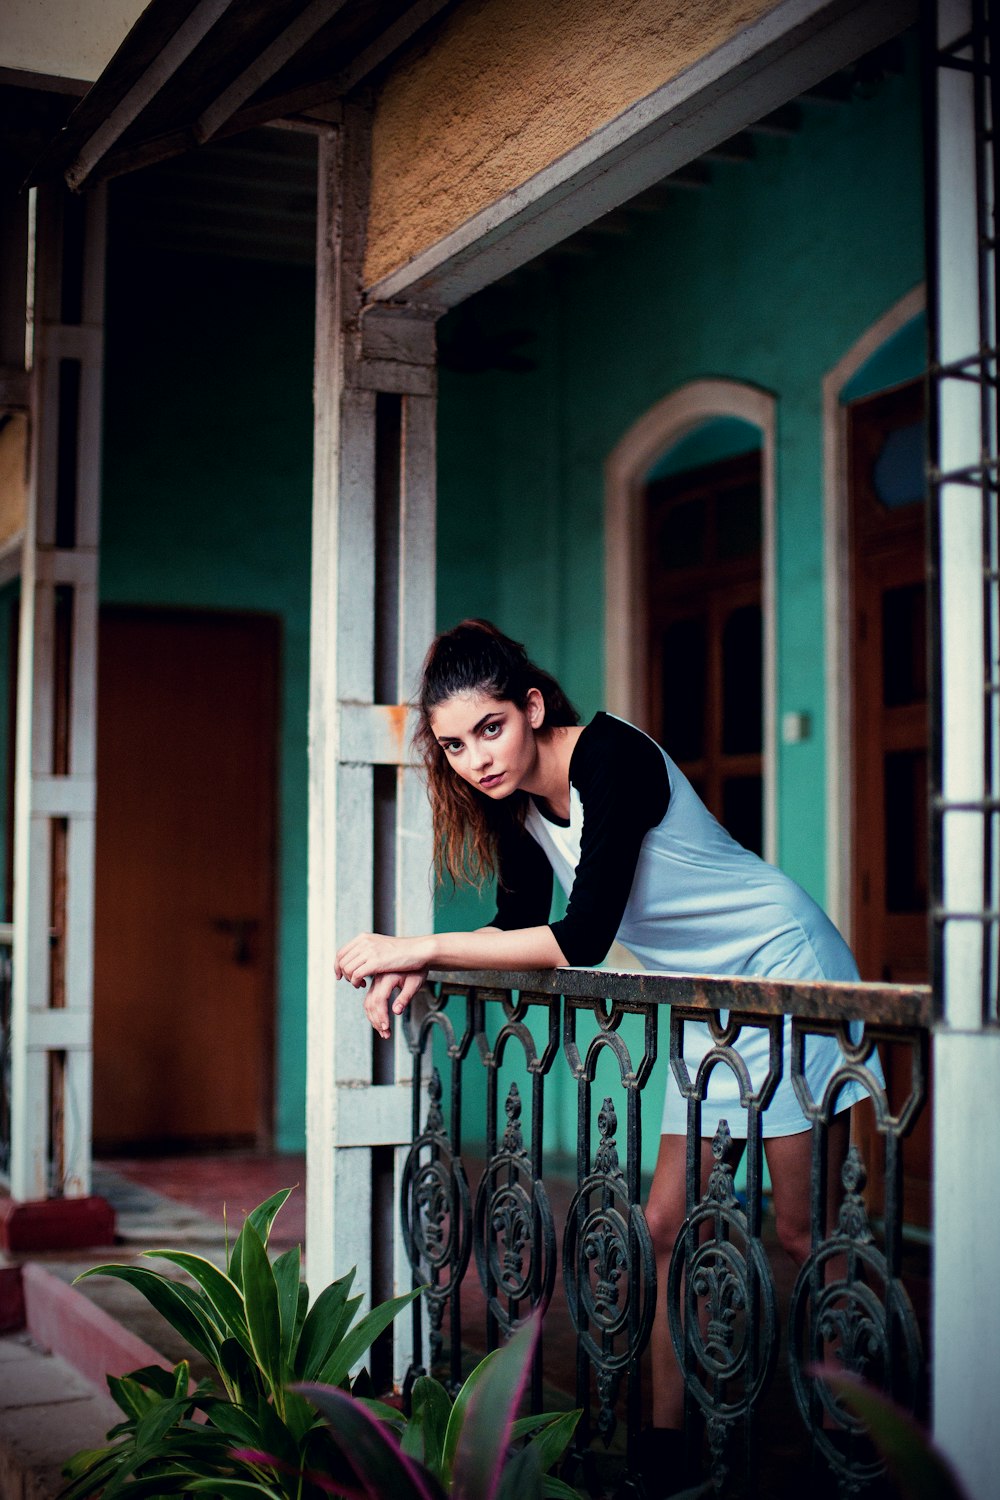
[365,0,780,287]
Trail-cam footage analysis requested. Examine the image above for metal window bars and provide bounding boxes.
[400,969,930,1498]
[925,0,1000,1025]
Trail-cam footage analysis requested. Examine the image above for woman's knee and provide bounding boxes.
[643,1195,684,1259]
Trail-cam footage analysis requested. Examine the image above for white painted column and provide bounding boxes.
[930,3,1000,1495]
[9,184,105,1202]
[306,109,436,1383]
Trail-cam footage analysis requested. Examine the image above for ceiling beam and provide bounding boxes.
[194,0,351,143]
[216,0,456,134]
[66,0,238,190]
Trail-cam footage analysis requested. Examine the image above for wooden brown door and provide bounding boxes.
[93,608,278,1152]
[849,378,931,1224]
[646,452,764,854]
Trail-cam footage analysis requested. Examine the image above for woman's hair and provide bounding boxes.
[414,619,579,890]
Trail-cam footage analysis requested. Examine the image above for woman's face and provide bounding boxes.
[429,688,544,799]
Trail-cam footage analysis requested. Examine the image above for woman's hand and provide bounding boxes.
[359,969,428,1039]
[335,931,435,987]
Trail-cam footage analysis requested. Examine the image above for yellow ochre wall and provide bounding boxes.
[365,0,780,287]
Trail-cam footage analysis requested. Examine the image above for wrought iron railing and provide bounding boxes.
[401,968,931,1499]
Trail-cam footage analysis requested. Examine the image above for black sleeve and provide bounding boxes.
[549,715,669,967]
[491,818,555,930]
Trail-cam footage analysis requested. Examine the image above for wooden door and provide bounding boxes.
[93,608,278,1152]
[849,378,931,1225]
[646,452,764,854]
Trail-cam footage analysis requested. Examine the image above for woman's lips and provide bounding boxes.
[479,772,504,789]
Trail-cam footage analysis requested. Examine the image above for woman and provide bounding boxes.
[335,619,871,1482]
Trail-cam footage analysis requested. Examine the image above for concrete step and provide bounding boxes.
[0,1330,120,1500]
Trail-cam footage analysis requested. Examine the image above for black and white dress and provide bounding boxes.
[491,712,876,1137]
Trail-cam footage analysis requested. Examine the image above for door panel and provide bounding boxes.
[849,379,930,1226]
[93,608,278,1151]
[647,452,764,855]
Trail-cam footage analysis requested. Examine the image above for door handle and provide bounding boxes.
[212,917,260,965]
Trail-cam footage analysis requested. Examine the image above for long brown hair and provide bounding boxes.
[414,619,579,889]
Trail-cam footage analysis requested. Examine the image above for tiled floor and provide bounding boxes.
[98,1151,306,1254]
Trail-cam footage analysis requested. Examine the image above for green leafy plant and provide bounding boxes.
[60,1187,418,1498]
[61,1190,583,1500]
[247,1312,582,1500]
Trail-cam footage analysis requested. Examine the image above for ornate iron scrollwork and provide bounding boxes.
[474,1080,556,1334]
[400,1066,472,1373]
[789,1146,923,1496]
[564,1096,656,1448]
[667,1119,778,1494]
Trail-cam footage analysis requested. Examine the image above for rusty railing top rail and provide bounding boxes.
[427,967,933,1027]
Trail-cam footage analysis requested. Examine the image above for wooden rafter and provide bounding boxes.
[194,0,351,143]
[65,0,238,190]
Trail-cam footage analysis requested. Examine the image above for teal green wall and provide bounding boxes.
[100,244,314,1152]
[435,41,924,1168]
[648,415,761,480]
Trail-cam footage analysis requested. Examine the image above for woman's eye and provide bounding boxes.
[483,721,502,737]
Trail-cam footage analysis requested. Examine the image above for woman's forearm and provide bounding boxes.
[336,924,568,988]
[428,924,568,971]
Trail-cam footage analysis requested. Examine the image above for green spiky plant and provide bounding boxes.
[59,1189,583,1500]
[59,1187,418,1498]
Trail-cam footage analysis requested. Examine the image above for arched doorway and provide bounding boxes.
[605,381,777,859]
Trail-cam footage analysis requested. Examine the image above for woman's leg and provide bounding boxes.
[645,1115,849,1429]
[644,1131,723,1428]
[763,1110,850,1266]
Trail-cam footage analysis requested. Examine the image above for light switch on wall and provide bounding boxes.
[781,711,812,744]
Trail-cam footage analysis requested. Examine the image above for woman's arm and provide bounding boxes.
[336,924,567,988]
[336,924,568,1038]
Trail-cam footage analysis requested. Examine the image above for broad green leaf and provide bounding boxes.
[188,1484,286,1499]
[272,1245,301,1364]
[521,1411,581,1475]
[295,1269,357,1379]
[253,1388,300,1467]
[75,1265,220,1366]
[543,1477,588,1498]
[441,1347,500,1482]
[143,1250,250,1351]
[105,1373,155,1421]
[355,1395,407,1427]
[401,1375,452,1477]
[451,1315,540,1500]
[238,1222,283,1402]
[246,1186,295,1249]
[314,1287,421,1388]
[820,1370,969,1500]
[495,1441,544,1500]
[296,1382,446,1500]
[283,1385,321,1443]
[216,1334,257,1404]
[293,1280,310,1347]
[59,1447,123,1499]
[510,1412,571,1441]
[228,1187,295,1292]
